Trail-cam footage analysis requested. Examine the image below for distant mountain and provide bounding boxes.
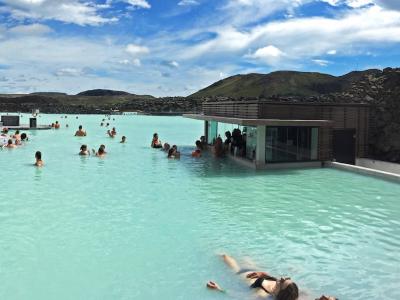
[31,92,68,96]
[77,89,131,96]
[190,70,381,98]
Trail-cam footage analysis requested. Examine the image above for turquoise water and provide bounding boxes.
[0,114,399,300]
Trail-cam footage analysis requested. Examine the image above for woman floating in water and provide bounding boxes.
[207,254,337,300]
[151,133,162,148]
[34,151,44,167]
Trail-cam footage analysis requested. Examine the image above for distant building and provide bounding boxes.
[185,100,369,169]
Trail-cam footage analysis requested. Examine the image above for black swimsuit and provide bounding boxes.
[236,269,277,294]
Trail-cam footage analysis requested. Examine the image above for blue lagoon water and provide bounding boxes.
[0,114,399,300]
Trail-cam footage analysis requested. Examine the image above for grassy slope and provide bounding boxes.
[189,70,381,98]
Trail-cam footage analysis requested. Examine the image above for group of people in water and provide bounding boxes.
[213,128,248,158]
[151,132,206,159]
[1,114,129,166]
[1,128,29,149]
[206,254,337,300]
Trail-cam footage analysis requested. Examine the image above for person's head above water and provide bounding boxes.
[195,140,201,148]
[35,151,42,160]
[80,144,87,151]
[98,147,105,155]
[121,136,126,142]
[78,125,83,130]
[153,133,158,139]
[21,133,27,140]
[274,278,298,300]
[7,139,12,145]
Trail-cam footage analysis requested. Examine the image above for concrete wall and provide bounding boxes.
[356,158,400,175]
[327,161,400,183]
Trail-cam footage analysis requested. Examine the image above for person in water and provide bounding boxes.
[79,144,90,155]
[5,139,16,148]
[151,133,162,148]
[75,125,87,137]
[20,133,28,142]
[207,254,299,299]
[120,136,126,143]
[34,151,43,167]
[213,136,224,157]
[167,147,179,159]
[192,140,202,158]
[12,130,21,140]
[107,127,117,138]
[163,143,171,152]
[207,254,337,300]
[55,121,60,129]
[96,146,106,157]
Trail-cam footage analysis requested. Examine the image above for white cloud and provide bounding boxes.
[124,0,151,9]
[133,58,141,66]
[178,0,200,6]
[55,68,87,77]
[8,24,52,35]
[312,59,330,66]
[182,6,400,66]
[161,60,179,68]
[0,0,117,26]
[126,44,150,56]
[327,49,337,55]
[251,45,285,59]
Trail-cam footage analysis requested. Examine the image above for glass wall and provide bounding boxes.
[245,126,257,160]
[207,121,218,144]
[266,127,319,163]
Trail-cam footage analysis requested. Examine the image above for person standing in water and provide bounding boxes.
[75,125,87,137]
[34,151,44,167]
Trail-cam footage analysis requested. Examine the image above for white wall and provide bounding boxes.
[356,158,400,175]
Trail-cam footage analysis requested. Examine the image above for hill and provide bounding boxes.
[190,70,381,99]
[77,89,132,96]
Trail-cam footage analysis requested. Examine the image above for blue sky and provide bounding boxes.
[0,0,399,96]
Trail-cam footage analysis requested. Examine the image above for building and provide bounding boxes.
[184,100,370,169]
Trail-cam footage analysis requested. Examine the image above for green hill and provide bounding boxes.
[190,70,381,98]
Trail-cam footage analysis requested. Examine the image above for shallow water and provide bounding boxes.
[0,114,399,300]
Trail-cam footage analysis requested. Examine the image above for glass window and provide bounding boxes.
[265,127,319,163]
[207,121,218,144]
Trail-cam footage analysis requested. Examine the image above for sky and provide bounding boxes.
[0,0,399,96]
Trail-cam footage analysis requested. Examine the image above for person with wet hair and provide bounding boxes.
[120,136,126,143]
[96,146,106,157]
[34,151,43,167]
[192,140,202,158]
[207,254,298,300]
[207,254,337,300]
[79,145,90,156]
[5,139,16,148]
[151,133,162,148]
[75,125,86,137]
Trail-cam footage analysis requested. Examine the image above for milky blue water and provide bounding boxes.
[0,114,399,300]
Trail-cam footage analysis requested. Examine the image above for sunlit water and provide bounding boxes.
[0,114,399,300]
